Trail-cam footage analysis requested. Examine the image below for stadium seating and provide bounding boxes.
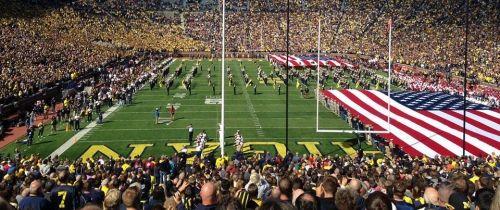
[0,1,499,210]
[1,0,498,105]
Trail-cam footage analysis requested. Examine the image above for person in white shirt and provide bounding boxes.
[187,124,194,145]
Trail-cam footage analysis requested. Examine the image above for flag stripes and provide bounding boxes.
[268,54,355,68]
[322,89,500,157]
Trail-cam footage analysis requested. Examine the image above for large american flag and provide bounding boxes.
[323,89,500,157]
[268,54,355,68]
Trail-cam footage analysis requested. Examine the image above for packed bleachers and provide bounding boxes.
[0,1,499,210]
[0,141,498,210]
[0,0,202,105]
[1,0,498,105]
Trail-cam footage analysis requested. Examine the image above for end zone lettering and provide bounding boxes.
[78,141,380,161]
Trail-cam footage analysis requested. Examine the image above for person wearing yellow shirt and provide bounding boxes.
[451,160,458,168]
[403,195,414,205]
[216,155,228,169]
[101,179,109,195]
[376,158,384,166]
[422,155,429,164]
[63,98,69,108]
[487,159,496,168]
[262,163,273,172]
[69,164,76,174]
[122,161,131,172]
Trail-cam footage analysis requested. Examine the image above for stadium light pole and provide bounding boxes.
[316,16,321,132]
[462,0,469,158]
[220,0,226,157]
[285,0,290,153]
[387,18,392,133]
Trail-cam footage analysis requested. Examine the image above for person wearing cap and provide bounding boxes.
[245,171,270,199]
[20,180,52,210]
[158,156,171,185]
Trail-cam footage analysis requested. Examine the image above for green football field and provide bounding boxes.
[1,59,382,160]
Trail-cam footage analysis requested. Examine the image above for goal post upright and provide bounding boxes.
[220,0,226,157]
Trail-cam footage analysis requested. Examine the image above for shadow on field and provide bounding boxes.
[173,117,184,121]
[15,140,53,145]
[125,102,142,107]
[35,140,54,145]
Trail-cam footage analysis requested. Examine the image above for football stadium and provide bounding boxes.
[0,0,499,210]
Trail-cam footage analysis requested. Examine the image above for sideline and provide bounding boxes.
[48,105,120,158]
[49,58,177,158]
[0,103,64,148]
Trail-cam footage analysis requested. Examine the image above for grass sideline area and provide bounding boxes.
[1,59,382,160]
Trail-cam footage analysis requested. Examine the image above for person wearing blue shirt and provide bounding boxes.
[154,108,160,124]
[20,180,52,210]
[50,170,78,210]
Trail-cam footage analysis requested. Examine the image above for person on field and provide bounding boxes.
[187,124,194,145]
[154,108,160,124]
[37,122,45,139]
[168,104,176,121]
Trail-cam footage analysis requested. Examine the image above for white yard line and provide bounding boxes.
[138,99,286,101]
[48,105,120,158]
[122,104,296,107]
[118,111,303,113]
[110,117,308,122]
[81,137,354,143]
[233,71,266,137]
[91,126,339,131]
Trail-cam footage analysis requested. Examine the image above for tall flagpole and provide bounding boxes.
[316,16,320,131]
[387,18,392,132]
[285,0,290,153]
[462,0,469,157]
[220,0,225,156]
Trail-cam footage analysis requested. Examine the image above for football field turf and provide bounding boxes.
[1,59,382,160]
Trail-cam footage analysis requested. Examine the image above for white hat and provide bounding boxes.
[249,172,260,185]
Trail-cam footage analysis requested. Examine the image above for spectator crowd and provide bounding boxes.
[0,1,499,210]
[0,143,499,210]
[1,0,498,105]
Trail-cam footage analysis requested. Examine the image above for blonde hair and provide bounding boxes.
[104,189,121,210]
[164,197,177,210]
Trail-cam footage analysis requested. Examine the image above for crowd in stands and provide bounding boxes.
[1,0,498,103]
[2,0,497,109]
[183,0,498,86]
[0,141,498,210]
[392,70,499,108]
[0,0,202,104]
[0,1,499,210]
